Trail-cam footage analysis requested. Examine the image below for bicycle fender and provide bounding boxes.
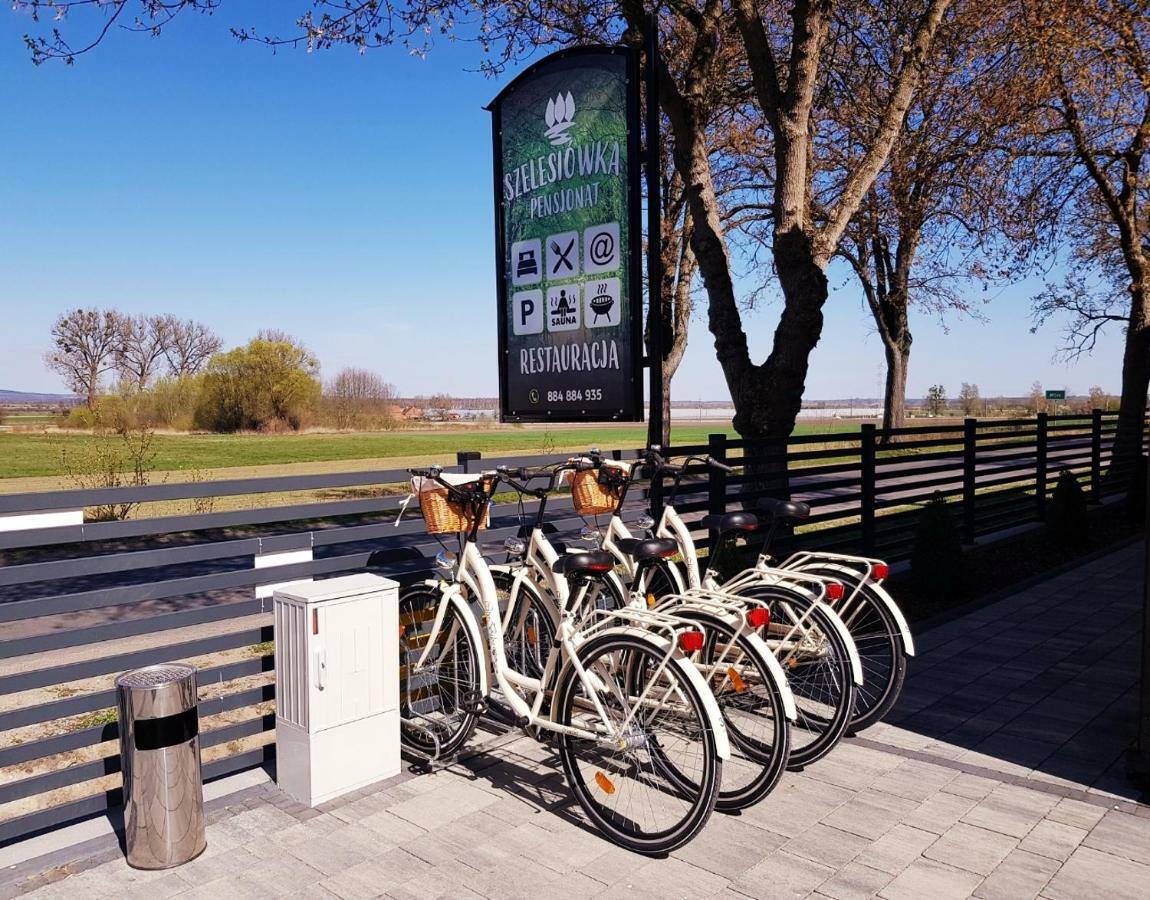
[580,624,732,762]
[813,601,864,686]
[669,608,798,723]
[742,632,798,721]
[447,591,490,698]
[802,562,915,658]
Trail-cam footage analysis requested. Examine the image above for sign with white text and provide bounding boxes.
[490,47,642,422]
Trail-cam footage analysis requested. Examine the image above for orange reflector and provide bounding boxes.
[646,593,657,609]
[747,607,770,629]
[826,582,844,601]
[787,657,797,668]
[312,609,319,635]
[526,627,537,645]
[727,667,747,693]
[595,771,616,794]
[871,563,890,581]
[678,631,705,653]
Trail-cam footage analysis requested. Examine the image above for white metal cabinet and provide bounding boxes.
[273,573,400,806]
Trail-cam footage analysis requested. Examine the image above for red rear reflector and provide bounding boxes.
[747,607,770,629]
[678,631,704,653]
[588,562,613,572]
[825,582,844,601]
[871,563,889,581]
[659,548,677,558]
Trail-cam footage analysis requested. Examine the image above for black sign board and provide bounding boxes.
[490,47,643,422]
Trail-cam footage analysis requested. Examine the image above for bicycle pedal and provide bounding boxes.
[461,690,487,716]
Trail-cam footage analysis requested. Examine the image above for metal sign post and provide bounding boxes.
[644,13,664,451]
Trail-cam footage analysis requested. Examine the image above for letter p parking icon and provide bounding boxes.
[512,290,544,335]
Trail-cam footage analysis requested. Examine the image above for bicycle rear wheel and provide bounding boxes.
[792,567,908,732]
[398,585,481,759]
[669,611,791,810]
[732,584,855,768]
[555,632,722,855]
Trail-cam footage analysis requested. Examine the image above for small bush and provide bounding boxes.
[1047,469,1089,547]
[910,493,963,597]
[1126,454,1147,529]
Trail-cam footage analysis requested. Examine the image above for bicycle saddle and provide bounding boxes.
[551,550,615,577]
[700,511,760,533]
[615,537,678,561]
[759,498,811,522]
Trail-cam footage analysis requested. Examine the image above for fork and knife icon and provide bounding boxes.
[549,238,576,275]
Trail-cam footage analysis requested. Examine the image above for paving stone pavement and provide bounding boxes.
[4,542,1149,899]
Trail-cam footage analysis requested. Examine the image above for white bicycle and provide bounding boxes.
[395,465,729,854]
[587,448,863,767]
[487,461,796,812]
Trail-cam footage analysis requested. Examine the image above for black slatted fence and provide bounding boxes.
[0,411,1141,846]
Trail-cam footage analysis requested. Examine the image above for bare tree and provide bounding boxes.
[115,313,170,392]
[959,382,980,416]
[1088,385,1111,412]
[926,384,947,416]
[44,307,124,408]
[159,315,222,377]
[326,367,396,429]
[1011,1,1150,475]
[835,5,1019,436]
[653,164,700,446]
[1027,381,1046,416]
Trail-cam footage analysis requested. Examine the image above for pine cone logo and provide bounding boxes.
[544,91,576,146]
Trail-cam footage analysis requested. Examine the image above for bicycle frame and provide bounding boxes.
[409,478,730,754]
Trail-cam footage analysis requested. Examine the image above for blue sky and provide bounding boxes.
[0,3,1128,401]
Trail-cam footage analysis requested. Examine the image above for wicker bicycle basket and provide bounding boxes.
[570,468,624,516]
[415,476,491,534]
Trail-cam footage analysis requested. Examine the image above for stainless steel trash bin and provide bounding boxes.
[115,663,206,869]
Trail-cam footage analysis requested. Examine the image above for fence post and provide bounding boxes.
[707,433,728,516]
[708,433,728,549]
[963,417,977,544]
[456,451,481,473]
[860,423,876,555]
[1036,412,1048,521]
[1091,408,1103,502]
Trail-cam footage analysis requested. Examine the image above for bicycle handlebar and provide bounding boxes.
[705,455,734,474]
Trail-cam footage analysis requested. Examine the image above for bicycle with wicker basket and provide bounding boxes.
[485,460,796,812]
[395,465,730,854]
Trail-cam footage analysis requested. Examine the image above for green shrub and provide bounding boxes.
[193,338,321,432]
[910,493,963,597]
[1047,469,1089,547]
[62,405,100,429]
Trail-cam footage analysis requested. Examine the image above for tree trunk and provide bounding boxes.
[882,336,911,436]
[659,235,696,448]
[1112,278,1150,485]
[735,228,829,441]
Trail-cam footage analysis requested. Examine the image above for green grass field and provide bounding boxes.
[0,422,860,480]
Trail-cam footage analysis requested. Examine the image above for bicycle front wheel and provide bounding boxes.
[398,585,481,759]
[555,632,723,855]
